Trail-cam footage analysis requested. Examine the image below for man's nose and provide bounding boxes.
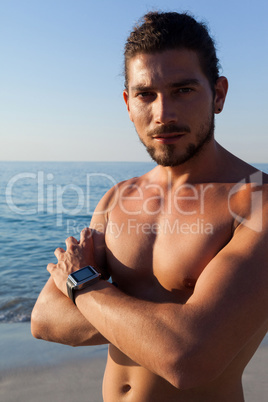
[154,95,177,125]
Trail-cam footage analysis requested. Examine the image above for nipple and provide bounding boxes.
[183,278,196,289]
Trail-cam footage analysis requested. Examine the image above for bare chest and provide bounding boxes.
[105,195,233,300]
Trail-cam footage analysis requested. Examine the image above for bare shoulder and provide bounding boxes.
[218,150,268,228]
[90,168,155,225]
[217,145,268,183]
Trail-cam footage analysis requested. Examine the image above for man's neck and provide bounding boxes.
[154,140,225,186]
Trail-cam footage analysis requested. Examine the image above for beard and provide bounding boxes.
[138,108,215,167]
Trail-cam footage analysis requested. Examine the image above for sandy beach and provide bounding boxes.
[0,323,267,402]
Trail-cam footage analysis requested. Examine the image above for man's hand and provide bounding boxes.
[47,227,97,296]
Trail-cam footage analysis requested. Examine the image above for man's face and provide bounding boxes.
[123,49,216,167]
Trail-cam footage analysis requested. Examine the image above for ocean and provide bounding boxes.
[0,161,267,323]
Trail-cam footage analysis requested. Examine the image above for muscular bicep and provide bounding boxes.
[184,222,268,372]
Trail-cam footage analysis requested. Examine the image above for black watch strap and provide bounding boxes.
[66,277,76,304]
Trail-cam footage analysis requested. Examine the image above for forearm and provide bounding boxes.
[75,281,183,384]
[31,277,108,346]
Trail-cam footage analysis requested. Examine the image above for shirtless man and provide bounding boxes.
[31,11,268,402]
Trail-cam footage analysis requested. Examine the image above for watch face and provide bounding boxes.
[72,266,96,282]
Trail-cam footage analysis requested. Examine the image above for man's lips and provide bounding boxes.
[153,133,186,144]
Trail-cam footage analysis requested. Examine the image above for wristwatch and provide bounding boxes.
[66,265,102,304]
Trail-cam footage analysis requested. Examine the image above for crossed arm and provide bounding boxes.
[31,227,109,346]
[31,193,268,389]
[31,276,109,346]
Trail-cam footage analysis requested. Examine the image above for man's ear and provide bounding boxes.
[214,76,228,114]
[123,90,133,122]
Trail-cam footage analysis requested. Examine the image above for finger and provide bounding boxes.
[80,228,96,266]
[80,227,93,246]
[47,263,56,274]
[54,247,65,260]
[65,236,78,250]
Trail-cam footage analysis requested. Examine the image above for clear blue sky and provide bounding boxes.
[1,0,267,163]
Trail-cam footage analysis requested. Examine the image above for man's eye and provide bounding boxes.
[177,88,193,93]
[137,92,154,98]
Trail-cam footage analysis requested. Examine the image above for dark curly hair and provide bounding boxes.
[124,11,220,94]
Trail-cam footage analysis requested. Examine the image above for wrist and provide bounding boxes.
[75,280,112,304]
[66,265,103,305]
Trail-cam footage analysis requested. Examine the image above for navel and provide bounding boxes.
[121,384,131,394]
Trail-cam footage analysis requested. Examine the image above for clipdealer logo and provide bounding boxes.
[228,171,263,232]
[5,171,118,226]
[5,170,264,233]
